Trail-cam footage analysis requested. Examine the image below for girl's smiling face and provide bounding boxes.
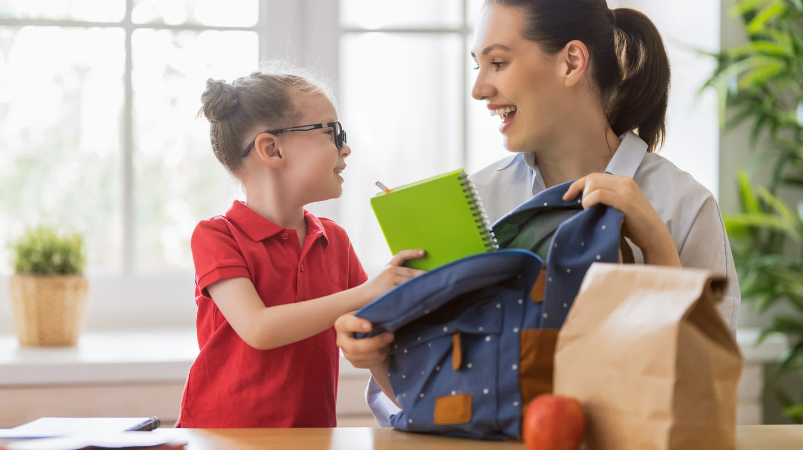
[274,92,351,204]
[471,4,569,153]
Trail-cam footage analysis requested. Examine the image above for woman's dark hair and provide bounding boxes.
[199,64,333,174]
[485,0,670,152]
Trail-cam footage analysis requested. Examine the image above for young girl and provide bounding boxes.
[336,0,741,426]
[176,70,425,428]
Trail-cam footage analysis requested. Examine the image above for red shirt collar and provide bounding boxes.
[225,201,329,245]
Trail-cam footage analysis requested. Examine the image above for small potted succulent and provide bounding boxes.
[7,226,88,346]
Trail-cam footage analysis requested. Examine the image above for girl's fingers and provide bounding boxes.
[397,267,426,278]
[388,249,426,266]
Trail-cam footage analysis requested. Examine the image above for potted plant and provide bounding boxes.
[703,0,803,422]
[7,226,88,346]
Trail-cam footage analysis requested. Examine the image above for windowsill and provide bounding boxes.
[0,329,370,387]
[0,327,785,388]
[735,327,788,364]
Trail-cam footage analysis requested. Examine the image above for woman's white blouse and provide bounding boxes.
[364,131,741,426]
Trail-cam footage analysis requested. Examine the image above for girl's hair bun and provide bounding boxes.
[200,78,239,122]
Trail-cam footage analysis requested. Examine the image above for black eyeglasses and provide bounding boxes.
[241,121,347,157]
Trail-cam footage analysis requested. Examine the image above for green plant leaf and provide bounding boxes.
[738,169,763,213]
[727,40,791,58]
[757,328,780,344]
[747,2,786,35]
[785,404,803,422]
[740,60,788,88]
[778,340,803,371]
[768,28,794,50]
[7,226,85,276]
[769,316,803,334]
[750,114,769,148]
[725,106,759,131]
[731,0,777,16]
[723,213,793,232]
[757,186,800,232]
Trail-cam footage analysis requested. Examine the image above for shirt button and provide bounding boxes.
[300,264,305,272]
[281,233,289,240]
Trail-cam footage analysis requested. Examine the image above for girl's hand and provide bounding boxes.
[563,173,681,267]
[357,250,427,304]
[336,313,394,369]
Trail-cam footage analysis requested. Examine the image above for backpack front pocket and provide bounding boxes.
[386,286,524,440]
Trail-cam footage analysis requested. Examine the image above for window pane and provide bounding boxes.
[467,0,485,28]
[339,33,462,272]
[132,0,258,27]
[0,27,124,275]
[466,36,511,173]
[132,29,257,272]
[341,0,463,30]
[0,0,125,21]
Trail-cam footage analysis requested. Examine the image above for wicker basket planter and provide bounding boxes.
[9,274,89,346]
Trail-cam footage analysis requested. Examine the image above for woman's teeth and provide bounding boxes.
[490,106,517,119]
[334,168,344,175]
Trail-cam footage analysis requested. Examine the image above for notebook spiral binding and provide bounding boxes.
[459,170,499,251]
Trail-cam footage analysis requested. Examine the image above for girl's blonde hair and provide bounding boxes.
[199,62,335,174]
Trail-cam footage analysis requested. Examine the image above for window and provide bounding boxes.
[0,0,266,331]
[337,0,511,271]
[0,0,260,278]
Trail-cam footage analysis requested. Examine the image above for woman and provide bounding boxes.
[336,0,740,425]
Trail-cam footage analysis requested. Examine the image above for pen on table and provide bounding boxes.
[376,181,391,194]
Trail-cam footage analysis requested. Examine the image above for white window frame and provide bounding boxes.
[0,0,326,332]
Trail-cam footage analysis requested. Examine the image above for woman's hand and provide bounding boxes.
[563,173,681,267]
[335,313,394,369]
[357,250,427,305]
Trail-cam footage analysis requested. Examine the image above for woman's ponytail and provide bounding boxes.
[608,8,671,152]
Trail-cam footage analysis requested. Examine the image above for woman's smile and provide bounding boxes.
[487,103,518,133]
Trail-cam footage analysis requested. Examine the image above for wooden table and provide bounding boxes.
[144,426,803,450]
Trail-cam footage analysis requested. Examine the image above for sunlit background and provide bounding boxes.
[0,0,719,328]
[3,0,798,430]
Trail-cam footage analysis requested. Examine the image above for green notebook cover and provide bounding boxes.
[370,169,497,271]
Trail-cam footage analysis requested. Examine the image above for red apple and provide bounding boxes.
[523,394,586,450]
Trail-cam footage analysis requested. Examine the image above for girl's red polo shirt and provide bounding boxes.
[177,201,368,428]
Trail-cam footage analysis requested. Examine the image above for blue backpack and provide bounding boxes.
[355,183,631,440]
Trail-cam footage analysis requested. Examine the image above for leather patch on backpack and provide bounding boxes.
[452,331,462,370]
[434,394,473,425]
[530,269,547,303]
[519,329,559,413]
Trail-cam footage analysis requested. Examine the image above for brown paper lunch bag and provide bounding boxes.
[554,263,743,450]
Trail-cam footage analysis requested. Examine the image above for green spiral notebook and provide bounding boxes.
[371,169,498,271]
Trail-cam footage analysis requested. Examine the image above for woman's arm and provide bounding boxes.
[676,195,741,333]
[563,173,682,267]
[335,314,401,409]
[209,250,425,351]
[368,361,399,408]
